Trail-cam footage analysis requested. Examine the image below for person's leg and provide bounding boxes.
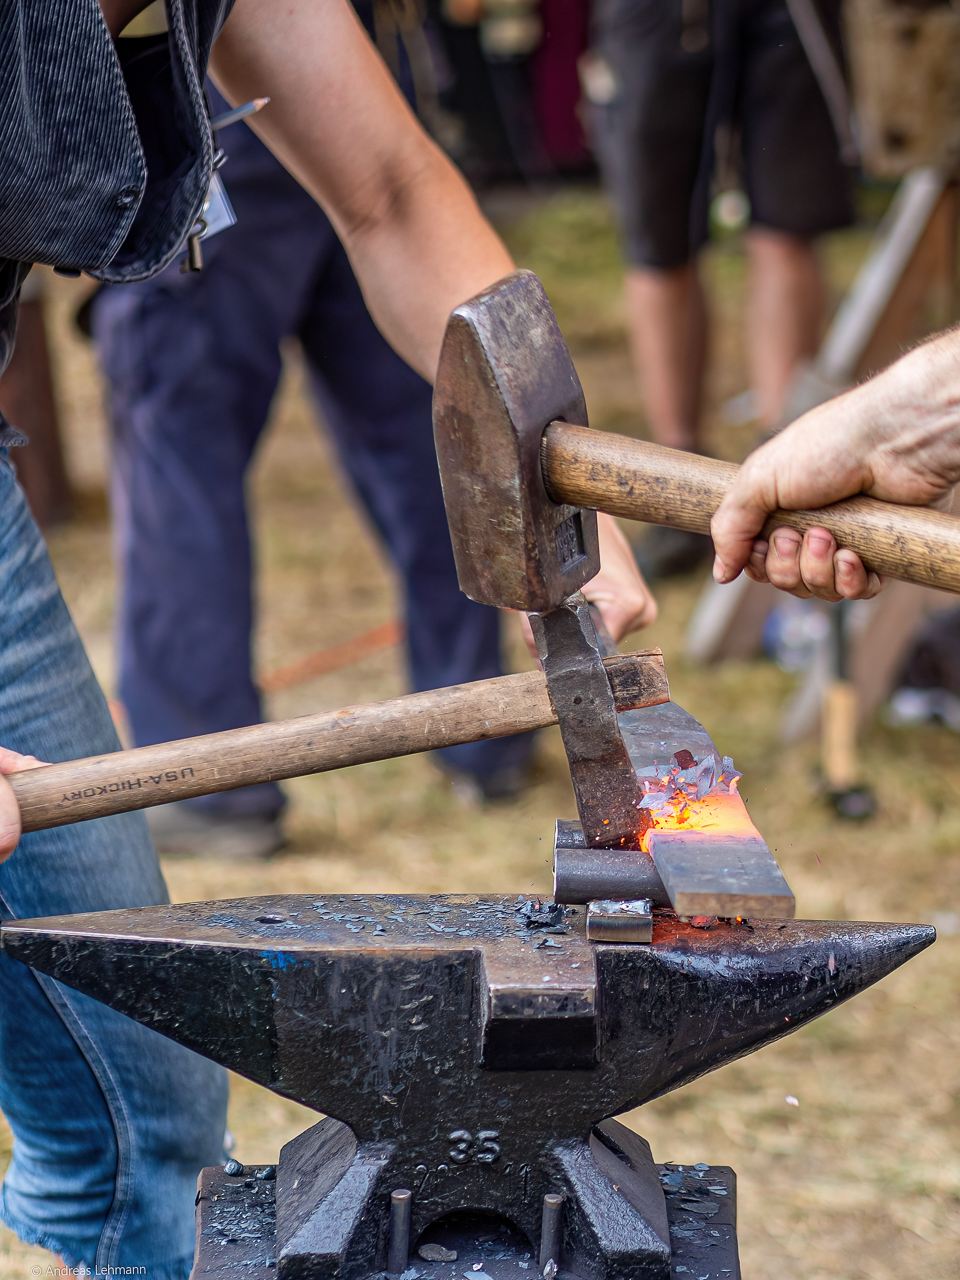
[93,195,325,838]
[95,272,285,839]
[298,235,533,791]
[744,227,824,428]
[0,456,227,1275]
[624,262,707,451]
[589,0,713,449]
[590,0,715,576]
[739,0,853,428]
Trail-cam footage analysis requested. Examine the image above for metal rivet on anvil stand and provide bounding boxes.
[388,1188,412,1275]
[539,1193,565,1275]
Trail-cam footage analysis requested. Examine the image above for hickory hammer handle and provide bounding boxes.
[543,423,960,594]
[7,651,667,834]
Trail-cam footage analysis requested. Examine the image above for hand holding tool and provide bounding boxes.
[439,270,960,595]
[4,651,668,833]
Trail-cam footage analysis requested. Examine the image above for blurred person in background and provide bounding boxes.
[434,0,593,182]
[586,0,856,579]
[93,1,526,859]
[92,0,655,858]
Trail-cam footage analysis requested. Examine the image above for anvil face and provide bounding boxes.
[2,897,933,1280]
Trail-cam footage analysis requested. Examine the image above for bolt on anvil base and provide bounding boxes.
[0,894,933,1280]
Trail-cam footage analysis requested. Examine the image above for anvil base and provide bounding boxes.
[192,1157,739,1280]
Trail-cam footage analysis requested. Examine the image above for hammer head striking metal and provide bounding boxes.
[434,272,642,845]
[433,270,599,614]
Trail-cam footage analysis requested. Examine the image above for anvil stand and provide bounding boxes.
[0,699,934,1280]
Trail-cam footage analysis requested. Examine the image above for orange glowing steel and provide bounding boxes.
[639,793,758,853]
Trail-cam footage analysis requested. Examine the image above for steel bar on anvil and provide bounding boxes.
[541,422,960,595]
[553,609,794,918]
[5,650,667,833]
[554,818,670,906]
[2,896,933,1280]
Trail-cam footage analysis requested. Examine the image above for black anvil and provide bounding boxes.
[1,894,933,1280]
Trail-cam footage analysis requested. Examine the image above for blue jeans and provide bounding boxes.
[0,454,228,1275]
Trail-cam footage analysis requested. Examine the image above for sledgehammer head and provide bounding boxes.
[433,270,599,612]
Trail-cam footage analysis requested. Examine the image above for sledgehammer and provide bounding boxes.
[437,270,960,603]
[5,650,668,833]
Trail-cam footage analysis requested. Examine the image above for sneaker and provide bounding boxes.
[146,803,285,859]
[633,526,713,581]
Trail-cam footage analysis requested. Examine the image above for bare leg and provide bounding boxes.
[625,263,707,451]
[745,227,825,429]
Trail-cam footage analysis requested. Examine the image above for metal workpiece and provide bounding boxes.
[432,270,599,614]
[536,592,795,918]
[586,900,653,945]
[531,597,649,850]
[617,700,795,918]
[1,895,932,1280]
[553,820,669,906]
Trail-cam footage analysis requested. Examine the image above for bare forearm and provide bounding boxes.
[210,0,512,380]
[333,154,513,381]
[711,325,960,599]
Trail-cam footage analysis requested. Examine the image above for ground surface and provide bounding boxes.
[1,189,959,1279]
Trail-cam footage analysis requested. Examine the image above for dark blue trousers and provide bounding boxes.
[93,124,531,816]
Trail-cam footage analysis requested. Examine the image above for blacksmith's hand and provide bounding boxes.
[581,513,658,640]
[0,747,48,862]
[711,328,960,601]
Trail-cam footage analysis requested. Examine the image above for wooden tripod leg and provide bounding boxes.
[822,680,859,791]
[854,183,959,380]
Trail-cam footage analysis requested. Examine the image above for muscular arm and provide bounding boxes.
[711,327,960,600]
[101,0,654,638]
[210,0,655,636]
[209,0,511,381]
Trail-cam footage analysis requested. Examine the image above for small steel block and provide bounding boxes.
[586,899,653,944]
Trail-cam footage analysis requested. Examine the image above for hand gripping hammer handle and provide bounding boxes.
[542,423,960,595]
[5,651,668,834]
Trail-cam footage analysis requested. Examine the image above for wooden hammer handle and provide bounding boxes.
[8,651,668,834]
[543,423,960,594]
